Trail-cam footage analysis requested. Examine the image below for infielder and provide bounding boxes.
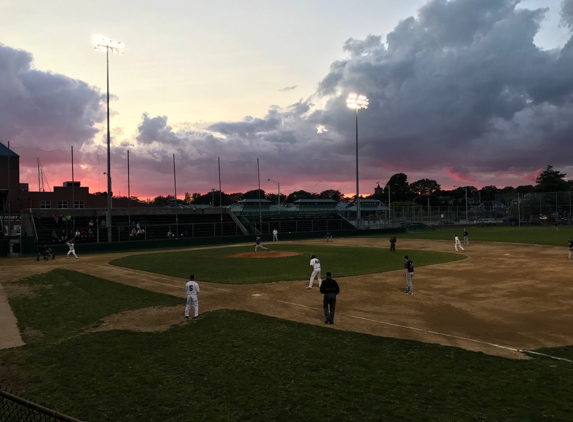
[255,236,269,252]
[403,255,414,295]
[307,254,322,289]
[272,229,278,242]
[454,234,465,251]
[184,275,200,319]
[66,239,78,259]
[463,229,469,245]
[568,237,573,260]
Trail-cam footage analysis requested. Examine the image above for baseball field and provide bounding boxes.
[1,227,572,421]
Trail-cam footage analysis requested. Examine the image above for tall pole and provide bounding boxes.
[173,153,178,237]
[127,150,130,239]
[278,182,281,215]
[71,146,75,232]
[355,108,360,227]
[257,158,262,227]
[465,188,468,222]
[105,46,112,243]
[37,158,41,192]
[218,157,222,223]
[387,185,391,224]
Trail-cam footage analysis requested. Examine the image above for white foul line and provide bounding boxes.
[275,299,573,362]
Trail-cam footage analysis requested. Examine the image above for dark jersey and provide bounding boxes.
[463,231,468,237]
[255,239,261,245]
[390,236,396,244]
[320,278,340,295]
[569,240,573,249]
[404,259,414,273]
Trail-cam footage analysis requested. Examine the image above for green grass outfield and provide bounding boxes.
[387,225,573,246]
[2,269,572,422]
[110,244,464,284]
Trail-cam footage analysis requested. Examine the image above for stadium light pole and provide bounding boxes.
[267,179,280,215]
[94,37,124,243]
[413,196,421,222]
[454,185,468,223]
[346,93,369,228]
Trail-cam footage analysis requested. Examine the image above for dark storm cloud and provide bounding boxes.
[0,44,104,149]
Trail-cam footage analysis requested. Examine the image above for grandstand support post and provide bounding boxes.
[127,149,131,240]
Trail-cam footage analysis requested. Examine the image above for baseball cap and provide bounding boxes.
[189,275,195,280]
[403,255,409,259]
[326,271,332,277]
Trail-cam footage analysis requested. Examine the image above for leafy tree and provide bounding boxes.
[409,179,441,197]
[285,190,316,203]
[534,165,568,192]
[319,189,343,201]
[243,189,266,199]
[479,185,498,202]
[385,173,410,202]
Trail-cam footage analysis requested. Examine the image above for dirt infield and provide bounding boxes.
[1,238,572,359]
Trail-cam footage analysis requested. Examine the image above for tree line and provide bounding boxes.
[109,165,571,207]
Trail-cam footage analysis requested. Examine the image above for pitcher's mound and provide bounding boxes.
[230,251,302,259]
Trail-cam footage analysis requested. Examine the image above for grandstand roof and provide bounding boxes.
[0,143,19,157]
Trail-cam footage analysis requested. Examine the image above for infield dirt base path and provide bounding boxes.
[1,238,572,359]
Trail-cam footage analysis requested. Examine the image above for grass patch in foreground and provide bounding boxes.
[7,269,181,344]
[110,244,464,284]
[3,271,572,421]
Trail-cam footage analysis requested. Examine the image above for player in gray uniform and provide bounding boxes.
[568,237,573,260]
[184,275,200,319]
[307,254,322,289]
[403,255,414,295]
[255,236,269,252]
[272,229,278,242]
[463,229,469,246]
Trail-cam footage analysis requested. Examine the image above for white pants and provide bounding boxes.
[405,272,414,293]
[455,242,464,251]
[67,248,78,258]
[273,234,278,241]
[255,244,269,252]
[185,295,199,317]
[463,236,469,245]
[309,268,322,288]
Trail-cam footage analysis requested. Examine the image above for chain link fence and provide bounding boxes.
[0,389,82,422]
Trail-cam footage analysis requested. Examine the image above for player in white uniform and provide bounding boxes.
[454,234,465,251]
[66,239,78,258]
[272,229,278,242]
[307,254,322,289]
[184,275,200,319]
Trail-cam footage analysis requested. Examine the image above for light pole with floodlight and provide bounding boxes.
[267,179,280,215]
[346,93,368,228]
[94,37,124,243]
[454,185,468,223]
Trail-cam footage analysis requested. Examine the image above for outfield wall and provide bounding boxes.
[21,228,404,257]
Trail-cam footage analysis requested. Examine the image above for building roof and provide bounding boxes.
[0,142,19,157]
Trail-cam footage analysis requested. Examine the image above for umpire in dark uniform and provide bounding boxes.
[320,272,340,324]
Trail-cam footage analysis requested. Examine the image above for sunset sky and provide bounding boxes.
[1,0,573,200]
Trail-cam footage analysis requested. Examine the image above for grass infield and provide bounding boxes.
[110,244,464,284]
[1,269,572,421]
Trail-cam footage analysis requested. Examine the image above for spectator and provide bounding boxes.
[51,231,58,243]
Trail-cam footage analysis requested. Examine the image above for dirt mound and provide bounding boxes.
[229,251,302,259]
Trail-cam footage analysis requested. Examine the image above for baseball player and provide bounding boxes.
[307,254,322,289]
[325,232,333,242]
[255,236,269,252]
[66,239,78,259]
[389,234,397,252]
[403,255,414,295]
[184,275,200,319]
[454,234,465,251]
[463,229,469,245]
[320,272,340,324]
[568,237,573,260]
[272,229,278,242]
